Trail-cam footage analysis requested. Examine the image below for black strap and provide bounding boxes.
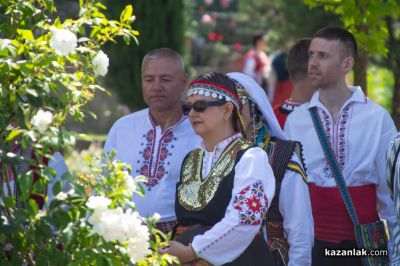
[390,141,400,194]
[309,106,359,225]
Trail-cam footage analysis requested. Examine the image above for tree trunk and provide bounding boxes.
[391,67,400,128]
[353,49,368,93]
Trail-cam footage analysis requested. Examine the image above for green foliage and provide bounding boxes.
[103,0,185,111]
[367,66,394,112]
[303,0,400,56]
[237,0,340,50]
[0,0,173,265]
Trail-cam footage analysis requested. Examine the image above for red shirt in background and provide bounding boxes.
[273,99,302,129]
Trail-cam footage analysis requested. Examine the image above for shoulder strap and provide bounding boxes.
[309,106,359,225]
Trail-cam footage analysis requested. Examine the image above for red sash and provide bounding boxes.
[308,183,379,243]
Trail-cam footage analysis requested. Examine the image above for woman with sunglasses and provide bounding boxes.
[227,72,313,266]
[161,72,276,265]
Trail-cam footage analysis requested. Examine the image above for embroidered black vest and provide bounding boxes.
[263,137,302,222]
[176,138,253,226]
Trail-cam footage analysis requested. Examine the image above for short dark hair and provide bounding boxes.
[272,52,289,82]
[287,38,311,82]
[313,26,358,58]
[252,33,264,47]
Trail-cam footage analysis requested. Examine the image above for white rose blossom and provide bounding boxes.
[92,208,125,242]
[92,50,109,77]
[49,27,77,56]
[88,205,150,263]
[125,211,150,263]
[31,109,53,131]
[86,195,111,210]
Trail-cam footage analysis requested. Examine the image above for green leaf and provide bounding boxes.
[6,129,24,141]
[123,35,130,45]
[96,2,107,10]
[17,29,34,41]
[120,5,133,23]
[54,17,61,27]
[52,180,64,196]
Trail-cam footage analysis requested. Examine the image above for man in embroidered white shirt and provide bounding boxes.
[285,27,400,266]
[104,48,201,233]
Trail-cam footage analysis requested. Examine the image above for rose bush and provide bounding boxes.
[0,0,176,265]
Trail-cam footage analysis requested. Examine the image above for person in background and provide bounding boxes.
[104,48,201,234]
[269,51,292,108]
[274,38,316,129]
[243,33,270,93]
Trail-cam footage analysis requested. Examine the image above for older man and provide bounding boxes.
[104,48,201,233]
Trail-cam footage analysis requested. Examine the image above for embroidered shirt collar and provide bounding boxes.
[309,86,367,109]
[146,109,187,131]
[199,133,242,179]
[200,133,242,154]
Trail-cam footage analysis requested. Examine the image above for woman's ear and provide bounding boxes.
[223,103,234,121]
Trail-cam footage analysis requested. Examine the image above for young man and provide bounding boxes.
[104,48,201,233]
[274,38,315,129]
[285,27,400,265]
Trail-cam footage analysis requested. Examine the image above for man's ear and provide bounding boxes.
[224,103,234,121]
[343,56,354,74]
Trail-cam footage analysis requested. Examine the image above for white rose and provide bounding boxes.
[92,50,109,77]
[88,208,106,225]
[126,227,150,264]
[49,27,77,56]
[124,210,150,263]
[93,208,125,242]
[31,109,53,131]
[86,195,111,210]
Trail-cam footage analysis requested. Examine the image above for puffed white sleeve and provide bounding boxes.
[385,133,400,266]
[279,154,313,266]
[191,147,275,266]
[375,113,400,265]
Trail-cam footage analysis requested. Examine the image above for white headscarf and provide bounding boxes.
[227,72,287,140]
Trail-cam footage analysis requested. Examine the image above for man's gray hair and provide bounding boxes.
[142,48,185,71]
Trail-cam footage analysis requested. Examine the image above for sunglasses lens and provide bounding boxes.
[193,101,208,112]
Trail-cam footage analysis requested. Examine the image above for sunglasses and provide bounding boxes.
[182,100,227,114]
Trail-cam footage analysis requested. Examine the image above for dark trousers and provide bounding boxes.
[312,239,363,266]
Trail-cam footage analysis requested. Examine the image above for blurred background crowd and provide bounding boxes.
[55,0,400,172]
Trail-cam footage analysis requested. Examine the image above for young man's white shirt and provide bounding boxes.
[285,86,400,263]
